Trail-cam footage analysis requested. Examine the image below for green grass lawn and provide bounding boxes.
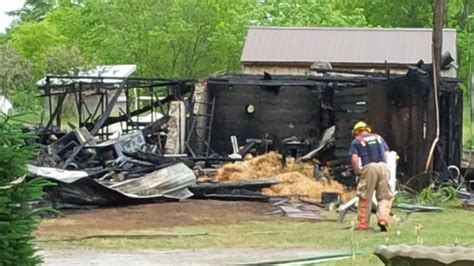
[37,208,474,265]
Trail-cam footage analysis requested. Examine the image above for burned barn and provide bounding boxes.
[205,69,462,185]
[29,61,462,207]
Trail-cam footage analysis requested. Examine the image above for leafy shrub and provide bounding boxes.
[416,185,460,206]
[0,115,52,265]
[392,191,414,205]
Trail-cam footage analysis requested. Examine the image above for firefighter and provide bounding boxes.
[349,121,392,231]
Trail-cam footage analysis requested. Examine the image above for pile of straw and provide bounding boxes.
[261,172,351,202]
[215,152,353,202]
[216,151,283,181]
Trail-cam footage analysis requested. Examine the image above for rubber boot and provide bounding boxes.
[357,197,370,230]
[377,199,391,232]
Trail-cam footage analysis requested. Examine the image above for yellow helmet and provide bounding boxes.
[352,121,371,135]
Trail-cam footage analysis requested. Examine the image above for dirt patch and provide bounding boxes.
[37,200,274,238]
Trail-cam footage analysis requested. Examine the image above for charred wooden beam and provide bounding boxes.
[96,86,191,128]
[142,115,170,136]
[41,87,71,143]
[60,87,124,169]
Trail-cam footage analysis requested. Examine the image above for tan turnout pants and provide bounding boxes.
[356,162,393,229]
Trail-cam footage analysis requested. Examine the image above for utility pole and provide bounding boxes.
[467,1,473,150]
[433,0,443,78]
[425,0,444,172]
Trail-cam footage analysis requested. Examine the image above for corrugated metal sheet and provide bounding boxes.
[34,163,196,203]
[241,27,456,65]
[106,163,196,199]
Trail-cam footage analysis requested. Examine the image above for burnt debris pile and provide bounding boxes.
[25,68,464,208]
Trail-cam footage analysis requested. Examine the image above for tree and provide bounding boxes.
[253,0,367,26]
[3,0,472,83]
[338,0,432,28]
[8,20,67,77]
[7,0,57,24]
[0,45,37,112]
[29,0,255,78]
[156,0,254,77]
[43,45,94,75]
[0,115,52,265]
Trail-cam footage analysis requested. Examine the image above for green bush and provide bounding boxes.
[0,114,52,265]
[416,185,460,207]
[392,190,414,205]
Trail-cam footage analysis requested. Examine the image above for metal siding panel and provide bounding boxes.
[241,27,457,65]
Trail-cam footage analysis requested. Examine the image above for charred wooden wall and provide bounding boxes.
[207,73,462,182]
[382,75,462,181]
[207,76,328,154]
[333,86,370,159]
[333,76,428,181]
[333,74,462,182]
[436,86,463,173]
[375,76,430,180]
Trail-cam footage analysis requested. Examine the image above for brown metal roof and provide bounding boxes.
[241,26,457,65]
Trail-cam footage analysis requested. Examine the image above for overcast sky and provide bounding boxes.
[0,0,25,33]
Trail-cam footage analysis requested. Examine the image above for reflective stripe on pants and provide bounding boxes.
[357,162,393,228]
